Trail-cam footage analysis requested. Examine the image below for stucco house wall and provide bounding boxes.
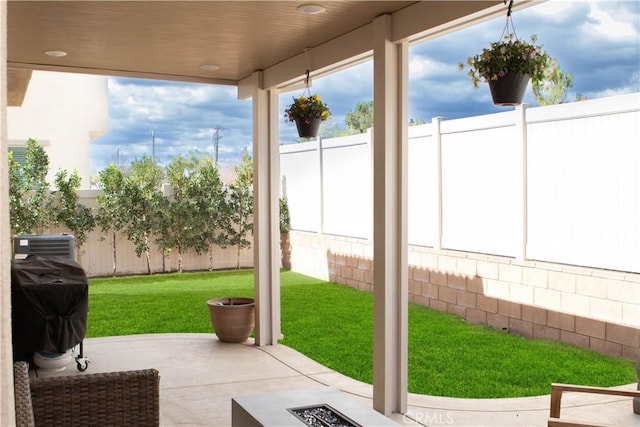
[7,70,108,189]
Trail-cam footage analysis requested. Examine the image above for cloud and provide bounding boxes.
[524,1,640,97]
[589,0,639,36]
[406,0,639,117]
[91,1,639,173]
[92,78,253,169]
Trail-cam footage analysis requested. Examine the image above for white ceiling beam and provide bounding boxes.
[262,24,374,92]
[247,0,538,93]
[399,0,542,44]
[393,1,504,43]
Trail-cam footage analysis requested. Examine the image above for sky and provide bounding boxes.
[89,0,640,173]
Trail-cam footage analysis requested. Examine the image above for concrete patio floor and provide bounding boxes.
[31,333,639,427]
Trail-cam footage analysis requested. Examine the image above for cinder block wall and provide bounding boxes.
[290,231,640,359]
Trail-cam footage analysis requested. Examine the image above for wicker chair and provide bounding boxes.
[13,361,160,427]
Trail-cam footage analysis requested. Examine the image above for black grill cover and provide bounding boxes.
[11,256,88,361]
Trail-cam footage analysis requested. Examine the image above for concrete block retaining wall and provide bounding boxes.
[290,231,640,359]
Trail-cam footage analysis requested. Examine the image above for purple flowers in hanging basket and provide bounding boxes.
[459,34,549,89]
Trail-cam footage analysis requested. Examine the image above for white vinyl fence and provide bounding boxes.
[280,93,640,274]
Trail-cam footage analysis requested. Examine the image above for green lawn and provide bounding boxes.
[87,269,636,398]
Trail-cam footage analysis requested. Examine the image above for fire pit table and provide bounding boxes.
[231,386,398,427]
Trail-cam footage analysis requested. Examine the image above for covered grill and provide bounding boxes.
[11,256,89,371]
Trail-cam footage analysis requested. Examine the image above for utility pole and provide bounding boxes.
[151,129,156,165]
[212,126,222,167]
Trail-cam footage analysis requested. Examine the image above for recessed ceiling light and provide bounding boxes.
[200,64,220,71]
[44,50,67,58]
[297,4,326,15]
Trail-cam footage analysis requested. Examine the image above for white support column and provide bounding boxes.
[433,116,443,250]
[318,137,324,235]
[0,1,16,423]
[372,14,408,416]
[250,71,282,346]
[514,104,527,261]
[367,128,374,244]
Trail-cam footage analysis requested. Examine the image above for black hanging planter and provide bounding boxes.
[488,72,530,106]
[294,117,322,138]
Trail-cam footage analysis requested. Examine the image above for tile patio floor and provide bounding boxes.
[30,333,639,426]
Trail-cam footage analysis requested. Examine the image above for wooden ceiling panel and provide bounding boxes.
[7,1,416,83]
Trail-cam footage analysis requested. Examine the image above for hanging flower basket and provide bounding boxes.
[488,72,531,106]
[458,1,549,107]
[294,117,323,138]
[284,92,331,139]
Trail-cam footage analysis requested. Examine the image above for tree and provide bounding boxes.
[158,155,205,273]
[8,151,24,235]
[279,175,291,269]
[279,195,291,269]
[120,156,164,275]
[190,159,229,271]
[9,138,52,235]
[234,148,252,185]
[51,169,96,264]
[96,164,127,276]
[345,100,373,133]
[154,154,232,273]
[344,101,425,132]
[319,122,353,138]
[227,150,253,269]
[153,194,175,272]
[532,58,573,106]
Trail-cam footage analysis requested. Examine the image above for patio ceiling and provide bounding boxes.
[6,0,507,104]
